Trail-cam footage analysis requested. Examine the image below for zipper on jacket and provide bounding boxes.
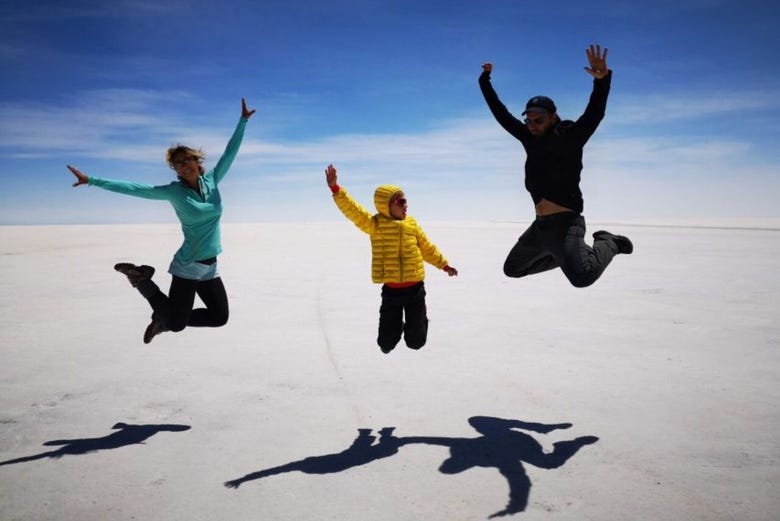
[398,225,404,282]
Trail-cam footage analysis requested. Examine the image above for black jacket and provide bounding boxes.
[479,70,611,213]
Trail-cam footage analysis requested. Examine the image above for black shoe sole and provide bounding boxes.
[593,231,633,254]
[114,263,155,286]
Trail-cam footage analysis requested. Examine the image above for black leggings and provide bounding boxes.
[377,282,428,352]
[137,275,229,332]
[504,213,619,288]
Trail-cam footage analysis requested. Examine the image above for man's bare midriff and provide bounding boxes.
[535,198,575,216]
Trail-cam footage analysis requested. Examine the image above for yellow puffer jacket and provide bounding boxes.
[333,185,449,284]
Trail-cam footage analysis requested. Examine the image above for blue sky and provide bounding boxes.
[1,0,778,225]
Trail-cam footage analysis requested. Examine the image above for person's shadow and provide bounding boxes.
[0,422,191,466]
[224,416,597,518]
[404,416,598,517]
[224,426,402,488]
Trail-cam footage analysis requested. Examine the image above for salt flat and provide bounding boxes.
[1,221,778,521]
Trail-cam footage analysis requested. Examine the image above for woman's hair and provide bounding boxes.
[166,144,206,170]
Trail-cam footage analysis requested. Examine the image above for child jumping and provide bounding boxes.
[325,164,458,354]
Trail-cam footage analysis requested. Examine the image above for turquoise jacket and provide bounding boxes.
[88,117,248,264]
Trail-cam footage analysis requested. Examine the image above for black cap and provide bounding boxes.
[521,96,556,115]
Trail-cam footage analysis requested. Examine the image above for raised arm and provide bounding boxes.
[572,44,612,144]
[326,164,376,235]
[478,62,528,142]
[211,98,255,184]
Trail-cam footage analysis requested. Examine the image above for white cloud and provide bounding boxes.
[610,90,780,124]
[587,136,752,170]
[2,87,778,224]
[0,89,199,157]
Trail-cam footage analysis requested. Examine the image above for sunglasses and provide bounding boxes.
[173,157,199,167]
[524,116,547,125]
[392,198,407,206]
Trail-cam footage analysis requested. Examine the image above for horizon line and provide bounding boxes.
[2,219,780,232]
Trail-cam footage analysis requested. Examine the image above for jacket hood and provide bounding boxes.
[374,184,402,218]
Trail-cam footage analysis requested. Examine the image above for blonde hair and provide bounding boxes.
[166,144,206,170]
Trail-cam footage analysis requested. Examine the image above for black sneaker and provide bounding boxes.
[114,263,155,287]
[593,230,634,254]
[143,319,165,344]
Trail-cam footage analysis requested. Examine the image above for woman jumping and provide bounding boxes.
[67,98,255,343]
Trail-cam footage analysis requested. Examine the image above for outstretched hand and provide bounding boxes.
[481,62,492,74]
[584,44,609,79]
[325,164,338,188]
[241,98,256,119]
[444,266,458,277]
[67,165,89,187]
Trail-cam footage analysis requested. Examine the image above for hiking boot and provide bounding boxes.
[143,319,166,344]
[593,230,633,254]
[114,263,155,287]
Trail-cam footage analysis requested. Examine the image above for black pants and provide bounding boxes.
[504,213,619,288]
[377,282,428,353]
[137,275,229,332]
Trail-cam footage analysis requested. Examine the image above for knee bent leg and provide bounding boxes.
[213,312,229,327]
[566,273,597,288]
[167,321,187,333]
